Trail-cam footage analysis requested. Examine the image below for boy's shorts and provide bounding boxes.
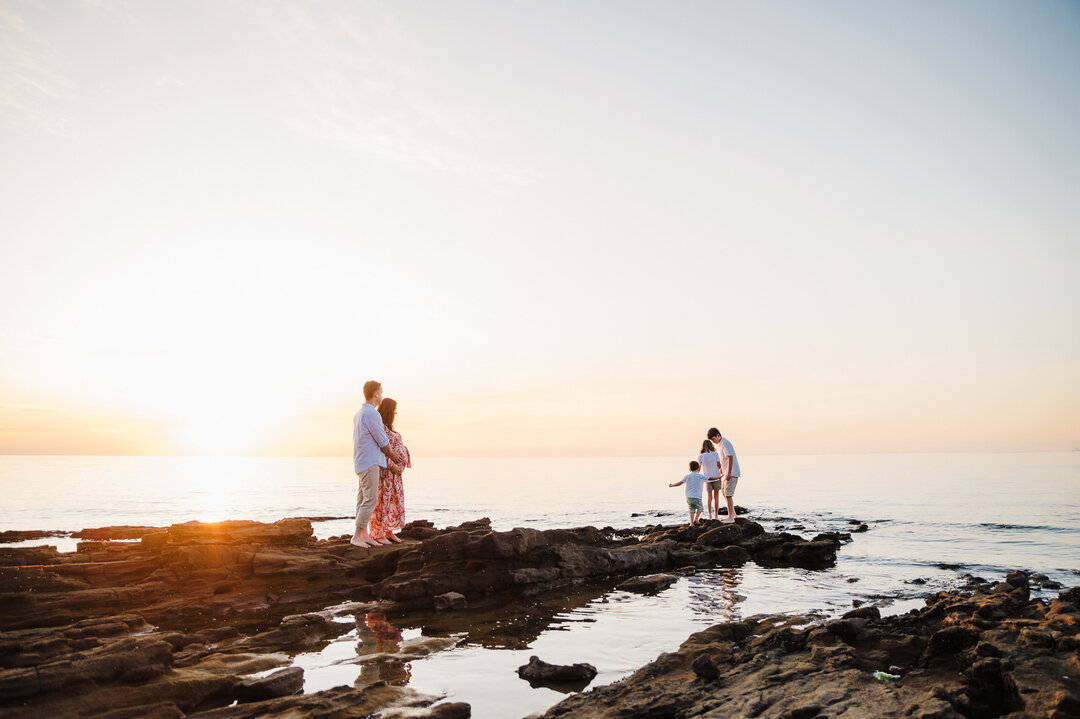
[722,477,739,497]
[687,497,704,512]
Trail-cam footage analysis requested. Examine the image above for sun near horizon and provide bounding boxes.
[2,2,1078,461]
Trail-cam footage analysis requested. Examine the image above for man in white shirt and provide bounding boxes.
[352,381,403,548]
[707,428,741,524]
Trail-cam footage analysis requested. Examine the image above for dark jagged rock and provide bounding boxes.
[0,546,61,567]
[426,702,472,719]
[517,655,598,685]
[616,573,678,594]
[539,577,1080,719]
[690,652,720,681]
[184,683,457,718]
[1006,569,1030,590]
[433,591,467,611]
[0,514,850,718]
[0,531,66,544]
[233,666,303,702]
[824,616,866,640]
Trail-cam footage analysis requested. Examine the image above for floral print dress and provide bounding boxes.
[369,427,410,540]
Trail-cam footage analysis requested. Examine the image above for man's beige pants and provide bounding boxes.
[355,465,381,531]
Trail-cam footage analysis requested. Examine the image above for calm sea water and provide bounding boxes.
[2,452,1078,718]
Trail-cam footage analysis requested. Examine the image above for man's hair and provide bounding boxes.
[707,427,721,440]
[689,460,700,471]
[363,380,382,401]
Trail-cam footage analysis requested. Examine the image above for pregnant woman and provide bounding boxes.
[369,397,410,544]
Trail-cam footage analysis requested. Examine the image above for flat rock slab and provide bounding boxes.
[616,573,678,594]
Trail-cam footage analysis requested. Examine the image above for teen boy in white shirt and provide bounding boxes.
[707,428,740,524]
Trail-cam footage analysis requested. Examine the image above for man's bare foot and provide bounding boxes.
[721,517,735,524]
[350,536,372,548]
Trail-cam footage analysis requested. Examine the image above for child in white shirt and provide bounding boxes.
[669,460,706,526]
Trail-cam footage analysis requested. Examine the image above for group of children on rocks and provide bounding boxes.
[669,427,741,526]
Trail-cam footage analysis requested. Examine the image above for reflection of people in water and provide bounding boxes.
[687,568,741,622]
[355,611,411,686]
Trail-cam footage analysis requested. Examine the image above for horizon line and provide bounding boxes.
[1,449,1078,459]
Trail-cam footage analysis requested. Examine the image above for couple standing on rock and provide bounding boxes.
[352,380,411,548]
[671,428,740,526]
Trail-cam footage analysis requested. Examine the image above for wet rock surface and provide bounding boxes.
[0,515,841,717]
[517,655,598,687]
[616,572,679,594]
[539,574,1080,719]
[0,531,67,544]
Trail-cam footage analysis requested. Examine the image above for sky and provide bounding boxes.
[1,0,1079,458]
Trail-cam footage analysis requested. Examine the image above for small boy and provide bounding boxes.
[669,460,707,526]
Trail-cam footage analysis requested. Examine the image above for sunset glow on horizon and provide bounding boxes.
[2,2,1078,458]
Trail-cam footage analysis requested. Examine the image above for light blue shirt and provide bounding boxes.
[353,404,389,473]
[682,471,706,499]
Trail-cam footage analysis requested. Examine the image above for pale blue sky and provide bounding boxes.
[1,1,1078,456]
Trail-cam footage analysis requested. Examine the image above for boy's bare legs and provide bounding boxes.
[722,494,737,523]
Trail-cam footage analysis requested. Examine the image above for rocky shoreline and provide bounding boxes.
[537,573,1080,719]
[0,516,1074,718]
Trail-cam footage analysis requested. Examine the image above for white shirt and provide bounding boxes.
[681,471,706,499]
[719,437,740,478]
[697,451,721,479]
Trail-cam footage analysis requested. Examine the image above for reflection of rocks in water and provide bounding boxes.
[685,568,742,622]
[386,581,622,650]
[353,611,411,686]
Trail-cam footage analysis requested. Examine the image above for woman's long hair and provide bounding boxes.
[378,398,397,431]
[700,439,716,454]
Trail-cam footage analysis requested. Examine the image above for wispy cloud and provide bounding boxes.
[241,0,536,188]
[0,3,73,134]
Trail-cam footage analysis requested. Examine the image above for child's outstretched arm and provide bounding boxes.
[669,480,685,488]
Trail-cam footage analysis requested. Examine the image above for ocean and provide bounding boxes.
[2,452,1078,717]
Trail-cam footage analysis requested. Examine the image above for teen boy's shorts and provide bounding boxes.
[687,497,705,512]
[722,477,739,497]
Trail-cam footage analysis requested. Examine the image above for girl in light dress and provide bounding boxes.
[698,439,723,520]
[369,398,410,544]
